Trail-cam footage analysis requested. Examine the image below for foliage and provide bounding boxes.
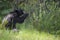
[0,0,60,40]
[0,30,60,40]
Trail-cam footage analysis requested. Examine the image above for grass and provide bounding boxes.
[0,29,60,40]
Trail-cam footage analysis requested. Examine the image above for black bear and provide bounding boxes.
[2,9,28,30]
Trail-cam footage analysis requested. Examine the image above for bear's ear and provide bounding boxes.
[14,10,18,13]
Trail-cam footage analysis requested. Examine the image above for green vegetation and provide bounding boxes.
[0,0,60,40]
[0,30,60,40]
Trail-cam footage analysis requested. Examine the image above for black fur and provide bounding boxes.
[2,9,28,29]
